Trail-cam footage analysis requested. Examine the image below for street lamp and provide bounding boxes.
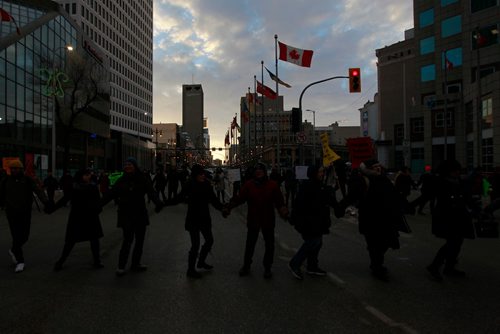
[306,109,316,164]
[48,45,73,174]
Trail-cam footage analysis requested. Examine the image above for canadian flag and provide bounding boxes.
[278,41,314,68]
[1,8,21,35]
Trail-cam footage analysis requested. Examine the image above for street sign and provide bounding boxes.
[296,132,306,143]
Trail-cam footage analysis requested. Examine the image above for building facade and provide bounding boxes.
[56,0,154,169]
[0,0,110,176]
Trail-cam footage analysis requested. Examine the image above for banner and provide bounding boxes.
[346,137,375,169]
[320,133,341,166]
[2,157,21,175]
[24,153,35,177]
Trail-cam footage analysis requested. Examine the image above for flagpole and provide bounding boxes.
[275,34,280,169]
[443,49,448,161]
[253,75,257,159]
[247,86,251,162]
[261,60,265,159]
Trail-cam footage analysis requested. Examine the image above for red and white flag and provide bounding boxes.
[256,81,277,100]
[445,57,454,70]
[278,41,314,68]
[1,8,21,35]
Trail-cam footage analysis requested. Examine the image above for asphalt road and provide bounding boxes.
[0,191,499,334]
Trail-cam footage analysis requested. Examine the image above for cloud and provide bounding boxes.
[152,0,413,160]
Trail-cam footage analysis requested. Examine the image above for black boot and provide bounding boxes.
[197,248,213,270]
[187,251,201,278]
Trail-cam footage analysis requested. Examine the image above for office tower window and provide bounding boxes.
[442,15,461,38]
[471,0,497,13]
[435,111,453,128]
[421,64,436,82]
[419,8,434,28]
[441,0,458,6]
[482,137,493,171]
[420,36,435,55]
[442,47,462,68]
[482,96,493,129]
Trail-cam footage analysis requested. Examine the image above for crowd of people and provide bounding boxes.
[0,157,497,283]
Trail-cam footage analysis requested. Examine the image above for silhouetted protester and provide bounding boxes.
[342,159,404,280]
[0,160,48,273]
[179,164,190,191]
[101,157,163,276]
[288,165,338,280]
[410,165,436,215]
[52,169,104,271]
[167,165,180,200]
[394,166,416,214]
[213,167,226,203]
[98,171,110,195]
[43,170,59,202]
[269,167,283,187]
[334,159,348,199]
[177,164,227,278]
[152,167,167,203]
[59,170,74,199]
[427,160,474,281]
[229,163,288,278]
[284,168,298,207]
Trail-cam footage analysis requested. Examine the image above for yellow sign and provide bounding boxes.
[320,133,341,166]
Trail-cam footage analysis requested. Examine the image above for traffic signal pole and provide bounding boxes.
[298,75,349,164]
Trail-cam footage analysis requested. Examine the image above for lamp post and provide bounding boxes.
[49,45,73,174]
[306,109,316,164]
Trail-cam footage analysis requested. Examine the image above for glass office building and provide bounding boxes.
[0,0,110,175]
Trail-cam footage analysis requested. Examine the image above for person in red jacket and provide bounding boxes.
[229,163,288,278]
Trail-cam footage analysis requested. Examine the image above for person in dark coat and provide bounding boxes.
[410,165,436,215]
[228,163,288,278]
[288,165,338,280]
[43,170,59,202]
[342,159,404,280]
[177,164,227,278]
[0,160,49,273]
[101,157,163,276]
[167,165,180,200]
[427,159,474,281]
[59,171,74,199]
[52,169,104,271]
[152,167,167,203]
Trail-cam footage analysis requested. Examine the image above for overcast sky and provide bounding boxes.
[152,0,414,160]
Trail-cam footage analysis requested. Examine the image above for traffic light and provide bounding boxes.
[291,107,302,133]
[349,68,361,93]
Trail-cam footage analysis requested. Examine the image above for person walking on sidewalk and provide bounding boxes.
[176,164,227,278]
[43,170,59,203]
[101,157,163,276]
[427,159,474,281]
[50,169,104,271]
[228,163,288,279]
[0,160,49,273]
[288,165,339,280]
[342,159,404,280]
[410,165,436,215]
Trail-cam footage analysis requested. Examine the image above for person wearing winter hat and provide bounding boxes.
[0,160,49,273]
[342,159,404,280]
[101,157,163,276]
[228,162,288,279]
[175,164,227,278]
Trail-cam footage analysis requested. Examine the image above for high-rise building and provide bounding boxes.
[182,84,204,149]
[0,0,110,174]
[57,0,154,169]
[376,1,500,172]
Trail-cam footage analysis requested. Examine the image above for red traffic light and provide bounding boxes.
[348,68,361,93]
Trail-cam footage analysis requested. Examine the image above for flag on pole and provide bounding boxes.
[0,8,21,35]
[224,130,230,146]
[242,99,250,123]
[278,41,314,67]
[445,57,454,70]
[265,67,291,88]
[256,81,277,100]
[231,116,240,132]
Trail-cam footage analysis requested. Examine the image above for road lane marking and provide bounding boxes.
[327,272,346,286]
[364,303,419,334]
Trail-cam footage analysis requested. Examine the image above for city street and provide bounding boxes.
[1,191,499,334]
